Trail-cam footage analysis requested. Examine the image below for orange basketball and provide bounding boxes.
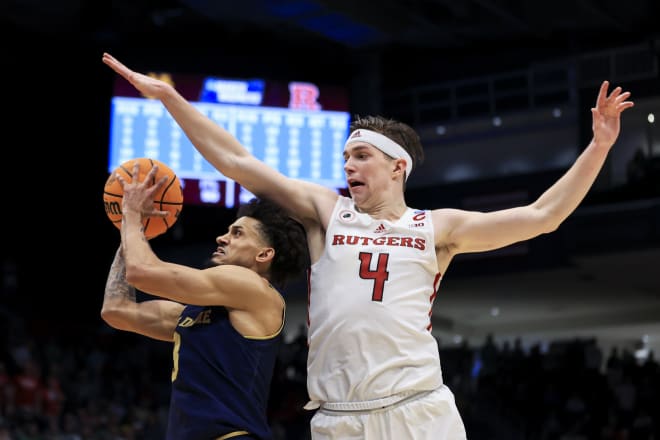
[103,158,184,240]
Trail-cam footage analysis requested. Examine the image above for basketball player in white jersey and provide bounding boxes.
[102,52,633,440]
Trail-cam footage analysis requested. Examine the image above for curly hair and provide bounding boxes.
[349,115,425,172]
[237,197,309,288]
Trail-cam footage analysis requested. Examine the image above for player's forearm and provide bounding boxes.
[158,86,251,175]
[120,210,160,284]
[532,139,609,228]
[156,83,299,198]
[103,247,136,302]
[101,247,137,325]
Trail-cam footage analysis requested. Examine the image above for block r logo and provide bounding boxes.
[289,82,321,111]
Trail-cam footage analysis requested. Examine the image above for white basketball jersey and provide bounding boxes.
[307,196,444,404]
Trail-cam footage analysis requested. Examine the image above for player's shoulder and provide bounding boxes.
[427,207,475,227]
[429,206,470,217]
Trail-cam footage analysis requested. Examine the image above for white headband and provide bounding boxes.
[344,129,413,181]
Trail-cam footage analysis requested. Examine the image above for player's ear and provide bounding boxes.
[256,247,275,263]
[393,158,407,179]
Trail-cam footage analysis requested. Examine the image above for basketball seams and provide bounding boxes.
[155,175,182,207]
[118,161,135,179]
[103,190,123,198]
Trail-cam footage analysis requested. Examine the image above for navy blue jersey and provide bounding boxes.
[166,304,284,440]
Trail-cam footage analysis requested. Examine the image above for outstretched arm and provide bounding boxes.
[101,52,335,226]
[101,246,184,342]
[437,80,634,256]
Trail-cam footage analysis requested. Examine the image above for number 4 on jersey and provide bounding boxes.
[359,252,390,301]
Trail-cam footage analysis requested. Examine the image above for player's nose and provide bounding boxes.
[344,158,356,174]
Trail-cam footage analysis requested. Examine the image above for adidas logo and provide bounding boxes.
[374,223,387,233]
[351,130,361,138]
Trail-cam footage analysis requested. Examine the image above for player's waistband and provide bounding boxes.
[305,389,434,412]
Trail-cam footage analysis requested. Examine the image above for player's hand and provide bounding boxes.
[102,52,172,99]
[116,162,170,219]
[591,80,634,150]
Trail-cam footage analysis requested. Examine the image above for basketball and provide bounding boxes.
[103,158,184,239]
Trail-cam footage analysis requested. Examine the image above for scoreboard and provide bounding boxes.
[108,97,350,207]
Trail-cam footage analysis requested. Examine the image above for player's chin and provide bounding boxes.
[209,254,225,266]
[348,186,366,200]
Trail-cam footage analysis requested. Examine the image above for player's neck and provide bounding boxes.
[355,197,408,221]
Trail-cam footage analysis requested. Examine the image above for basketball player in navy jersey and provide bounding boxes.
[103,53,633,439]
[101,162,308,440]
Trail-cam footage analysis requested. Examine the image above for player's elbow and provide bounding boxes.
[538,219,561,235]
[538,215,562,235]
[124,263,150,288]
[546,221,561,234]
[530,205,564,235]
[100,305,129,331]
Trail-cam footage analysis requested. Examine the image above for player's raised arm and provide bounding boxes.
[101,52,335,224]
[437,80,634,256]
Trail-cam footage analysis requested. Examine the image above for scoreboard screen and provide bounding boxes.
[108,72,351,207]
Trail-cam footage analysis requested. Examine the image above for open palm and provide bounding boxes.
[591,80,634,149]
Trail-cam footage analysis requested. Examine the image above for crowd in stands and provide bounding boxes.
[0,310,657,440]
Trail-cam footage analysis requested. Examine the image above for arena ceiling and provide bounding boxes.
[6,0,659,79]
